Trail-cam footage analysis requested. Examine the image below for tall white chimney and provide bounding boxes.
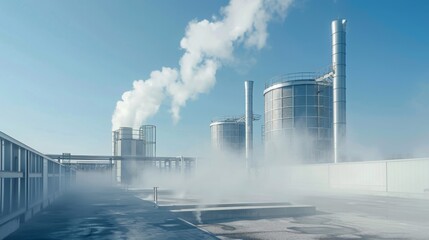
[245,80,254,164]
[332,19,347,163]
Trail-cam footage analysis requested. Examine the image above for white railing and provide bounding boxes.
[0,131,76,238]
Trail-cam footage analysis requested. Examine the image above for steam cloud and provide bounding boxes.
[112,0,293,130]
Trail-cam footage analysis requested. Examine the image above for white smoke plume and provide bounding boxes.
[112,0,293,130]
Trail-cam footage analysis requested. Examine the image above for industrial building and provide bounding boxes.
[112,125,156,183]
[263,19,346,163]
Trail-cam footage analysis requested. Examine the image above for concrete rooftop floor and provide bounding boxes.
[6,187,429,240]
[5,187,217,240]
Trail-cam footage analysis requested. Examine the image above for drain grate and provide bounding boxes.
[153,219,194,231]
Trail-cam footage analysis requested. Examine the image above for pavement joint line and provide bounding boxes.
[177,217,221,240]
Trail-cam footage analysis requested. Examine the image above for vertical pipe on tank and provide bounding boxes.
[245,81,254,165]
[332,19,347,163]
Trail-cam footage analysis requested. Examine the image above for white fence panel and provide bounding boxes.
[387,158,429,194]
[329,162,387,192]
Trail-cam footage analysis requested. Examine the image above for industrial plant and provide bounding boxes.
[211,20,347,164]
[1,0,429,237]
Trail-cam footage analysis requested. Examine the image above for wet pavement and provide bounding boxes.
[199,193,429,240]
[7,188,429,239]
[6,187,217,240]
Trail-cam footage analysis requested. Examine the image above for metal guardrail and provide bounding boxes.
[211,114,262,123]
[45,154,197,162]
[265,72,319,89]
[0,131,76,238]
[264,71,335,89]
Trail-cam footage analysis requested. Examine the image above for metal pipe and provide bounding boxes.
[332,19,347,163]
[245,81,254,164]
[153,186,158,205]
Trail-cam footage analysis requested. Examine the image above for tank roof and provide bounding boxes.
[265,72,318,89]
[210,115,261,125]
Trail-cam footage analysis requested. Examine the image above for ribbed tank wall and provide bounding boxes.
[118,127,133,141]
[112,127,147,184]
[140,125,156,157]
[210,122,245,154]
[264,81,333,162]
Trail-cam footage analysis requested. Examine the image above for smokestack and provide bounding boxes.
[332,19,347,163]
[245,80,253,164]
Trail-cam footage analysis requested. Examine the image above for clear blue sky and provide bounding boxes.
[0,0,428,158]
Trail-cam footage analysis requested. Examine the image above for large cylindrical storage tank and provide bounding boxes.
[210,118,245,155]
[113,127,134,183]
[112,127,145,184]
[264,73,333,163]
[118,127,133,141]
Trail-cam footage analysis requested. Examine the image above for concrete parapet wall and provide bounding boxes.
[287,158,429,195]
[387,159,429,193]
[330,161,387,192]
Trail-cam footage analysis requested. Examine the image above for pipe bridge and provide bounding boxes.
[46,154,197,172]
[46,154,196,162]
